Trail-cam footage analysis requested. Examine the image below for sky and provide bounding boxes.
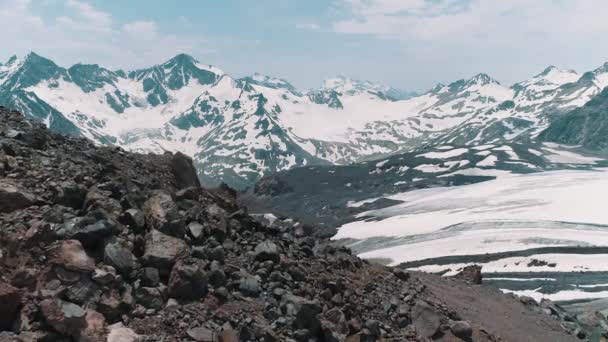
[3,0,608,92]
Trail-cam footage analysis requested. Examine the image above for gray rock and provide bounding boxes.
[119,209,145,230]
[239,275,262,297]
[412,300,441,338]
[450,320,473,339]
[135,287,164,309]
[0,181,36,213]
[143,192,184,237]
[254,240,281,263]
[187,327,216,342]
[104,241,138,277]
[187,222,204,240]
[40,299,86,337]
[168,260,207,300]
[142,229,189,276]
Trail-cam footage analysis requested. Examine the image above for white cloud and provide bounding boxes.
[330,0,608,88]
[296,22,321,31]
[0,0,212,69]
[123,20,158,36]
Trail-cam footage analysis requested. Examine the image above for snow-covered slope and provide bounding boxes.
[2,52,608,187]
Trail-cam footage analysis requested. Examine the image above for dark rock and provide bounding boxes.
[135,287,164,310]
[48,240,95,273]
[10,268,37,289]
[97,289,123,321]
[294,302,323,337]
[142,229,189,276]
[412,300,441,338]
[450,320,473,339]
[171,152,201,189]
[452,265,482,285]
[52,181,87,209]
[393,269,411,282]
[253,240,281,263]
[140,267,160,287]
[40,299,86,338]
[119,209,145,230]
[65,278,98,305]
[168,260,208,300]
[0,282,21,331]
[0,181,36,213]
[104,241,138,277]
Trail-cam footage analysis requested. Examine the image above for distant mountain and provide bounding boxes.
[2,52,608,188]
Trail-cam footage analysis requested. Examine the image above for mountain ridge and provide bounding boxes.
[2,51,608,188]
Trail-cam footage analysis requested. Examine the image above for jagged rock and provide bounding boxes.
[452,265,482,285]
[171,152,201,189]
[218,328,238,342]
[65,278,98,305]
[0,282,21,330]
[142,229,189,276]
[40,299,86,337]
[135,287,164,309]
[0,181,36,213]
[239,275,261,297]
[254,240,281,263]
[107,323,139,342]
[143,191,184,237]
[56,216,118,247]
[97,289,123,321]
[450,320,473,339]
[187,327,216,342]
[168,260,207,300]
[48,240,95,273]
[412,301,441,338]
[51,180,87,209]
[119,209,145,230]
[104,241,138,277]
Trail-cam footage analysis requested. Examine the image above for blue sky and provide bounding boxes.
[3,0,608,92]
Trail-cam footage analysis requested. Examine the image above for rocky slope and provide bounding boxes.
[540,88,608,151]
[0,107,583,341]
[3,53,608,188]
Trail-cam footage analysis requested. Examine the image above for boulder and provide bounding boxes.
[135,287,164,309]
[253,240,281,263]
[452,265,482,285]
[168,260,207,300]
[140,267,160,287]
[143,192,184,236]
[40,299,86,338]
[450,320,473,339]
[0,181,36,213]
[48,240,95,273]
[142,229,189,276]
[104,241,138,277]
[51,180,87,209]
[0,282,21,330]
[171,152,201,189]
[412,301,441,338]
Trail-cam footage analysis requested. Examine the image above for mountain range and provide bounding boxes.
[2,52,608,188]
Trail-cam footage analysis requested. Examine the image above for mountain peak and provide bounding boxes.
[469,73,498,86]
[165,53,199,66]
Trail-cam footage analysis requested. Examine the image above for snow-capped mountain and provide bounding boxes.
[2,52,608,188]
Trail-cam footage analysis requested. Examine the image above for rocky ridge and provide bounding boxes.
[0,107,577,341]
